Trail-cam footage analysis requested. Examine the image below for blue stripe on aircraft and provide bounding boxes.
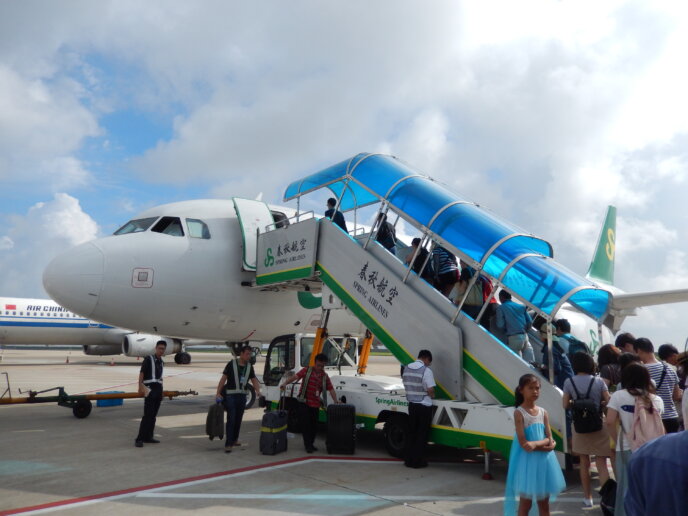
[0,321,114,329]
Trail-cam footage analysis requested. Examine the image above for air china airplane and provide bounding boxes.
[0,296,219,364]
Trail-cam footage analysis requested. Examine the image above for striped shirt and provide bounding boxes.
[432,247,458,275]
[645,361,679,419]
[295,367,333,408]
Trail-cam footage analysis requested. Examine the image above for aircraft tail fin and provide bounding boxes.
[586,205,616,285]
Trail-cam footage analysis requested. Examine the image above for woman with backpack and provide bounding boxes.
[562,352,611,508]
[597,344,622,391]
[606,363,665,516]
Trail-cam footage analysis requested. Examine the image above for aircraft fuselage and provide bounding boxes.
[43,200,363,342]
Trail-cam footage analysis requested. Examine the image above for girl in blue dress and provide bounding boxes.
[504,374,566,516]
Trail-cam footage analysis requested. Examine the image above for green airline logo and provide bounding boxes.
[297,291,322,309]
[587,205,616,285]
[605,228,615,261]
[588,328,600,355]
[264,248,275,267]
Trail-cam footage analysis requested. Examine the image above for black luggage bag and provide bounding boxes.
[260,409,288,455]
[206,403,224,441]
[326,403,356,454]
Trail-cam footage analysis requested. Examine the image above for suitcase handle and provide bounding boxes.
[278,382,287,411]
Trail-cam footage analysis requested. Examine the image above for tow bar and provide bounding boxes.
[0,374,197,418]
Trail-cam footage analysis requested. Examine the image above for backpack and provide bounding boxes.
[569,377,603,434]
[478,275,495,303]
[627,395,665,451]
[377,222,396,250]
[564,335,591,358]
[541,341,574,389]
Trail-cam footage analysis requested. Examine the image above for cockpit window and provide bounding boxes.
[113,217,159,235]
[186,218,211,239]
[151,217,185,237]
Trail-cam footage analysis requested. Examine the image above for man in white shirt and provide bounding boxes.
[402,349,435,468]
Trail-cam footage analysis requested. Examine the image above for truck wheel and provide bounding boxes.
[245,385,256,409]
[73,400,92,419]
[383,415,409,458]
[175,352,191,365]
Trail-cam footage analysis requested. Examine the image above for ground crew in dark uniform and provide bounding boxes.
[402,349,435,468]
[135,340,166,448]
[215,345,262,453]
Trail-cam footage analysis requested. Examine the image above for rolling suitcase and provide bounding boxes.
[206,403,224,441]
[260,409,288,455]
[326,403,356,454]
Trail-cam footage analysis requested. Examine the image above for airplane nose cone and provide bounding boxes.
[43,242,104,318]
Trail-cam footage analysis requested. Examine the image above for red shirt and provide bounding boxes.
[296,367,333,407]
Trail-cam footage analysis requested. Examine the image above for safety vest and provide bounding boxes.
[297,367,328,406]
[402,363,427,403]
[225,359,252,395]
[142,355,163,385]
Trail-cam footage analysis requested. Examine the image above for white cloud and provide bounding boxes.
[0,236,14,250]
[0,194,99,297]
[0,65,99,188]
[0,0,687,344]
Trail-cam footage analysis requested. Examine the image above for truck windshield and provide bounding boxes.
[300,337,357,368]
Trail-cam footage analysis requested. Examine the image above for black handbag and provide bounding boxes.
[599,478,617,516]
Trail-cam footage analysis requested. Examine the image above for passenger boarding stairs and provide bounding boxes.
[255,217,566,453]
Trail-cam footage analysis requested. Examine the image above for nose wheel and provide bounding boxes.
[174,352,191,365]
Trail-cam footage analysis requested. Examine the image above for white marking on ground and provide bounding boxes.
[12,458,586,515]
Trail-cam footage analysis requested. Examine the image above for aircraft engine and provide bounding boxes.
[83,345,120,356]
[122,335,182,357]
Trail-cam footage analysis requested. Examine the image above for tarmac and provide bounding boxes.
[0,349,595,515]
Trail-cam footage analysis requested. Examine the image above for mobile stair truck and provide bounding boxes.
[245,153,612,473]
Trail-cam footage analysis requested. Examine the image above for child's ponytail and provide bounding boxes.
[514,387,524,407]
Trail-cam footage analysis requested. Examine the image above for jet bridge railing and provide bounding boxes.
[283,153,611,327]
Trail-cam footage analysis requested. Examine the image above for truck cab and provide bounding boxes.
[261,332,413,456]
[262,333,359,388]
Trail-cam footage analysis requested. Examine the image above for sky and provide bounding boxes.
[1,0,687,349]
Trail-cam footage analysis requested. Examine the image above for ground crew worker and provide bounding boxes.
[215,345,262,453]
[135,340,166,448]
[281,353,339,453]
[402,349,435,468]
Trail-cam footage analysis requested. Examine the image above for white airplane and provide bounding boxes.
[0,296,220,364]
[42,199,366,344]
[40,188,686,360]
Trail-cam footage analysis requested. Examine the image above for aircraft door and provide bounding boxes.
[263,334,296,386]
[232,197,275,271]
